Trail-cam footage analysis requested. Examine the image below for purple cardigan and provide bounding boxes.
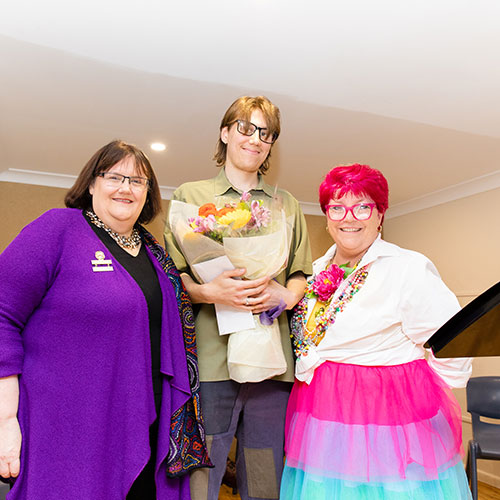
[0,209,191,499]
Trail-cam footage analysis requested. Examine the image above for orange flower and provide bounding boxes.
[216,206,234,217]
[198,203,218,217]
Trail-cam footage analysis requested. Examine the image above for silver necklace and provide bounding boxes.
[86,210,141,249]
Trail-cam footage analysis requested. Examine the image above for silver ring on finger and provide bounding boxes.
[245,297,250,306]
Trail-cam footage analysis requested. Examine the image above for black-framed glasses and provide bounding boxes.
[326,203,377,221]
[97,172,149,191]
[231,119,278,144]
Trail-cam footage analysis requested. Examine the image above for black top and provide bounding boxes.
[84,213,163,411]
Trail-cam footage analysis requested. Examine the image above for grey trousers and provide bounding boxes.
[190,379,292,500]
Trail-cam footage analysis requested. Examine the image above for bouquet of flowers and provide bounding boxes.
[169,192,292,383]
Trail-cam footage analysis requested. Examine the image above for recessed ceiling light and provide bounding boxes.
[150,142,166,152]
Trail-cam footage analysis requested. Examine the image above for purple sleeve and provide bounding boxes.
[0,210,63,377]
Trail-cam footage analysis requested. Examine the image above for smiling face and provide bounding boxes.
[89,156,148,235]
[220,109,272,176]
[327,192,382,263]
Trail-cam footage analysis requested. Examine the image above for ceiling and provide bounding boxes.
[1,0,500,215]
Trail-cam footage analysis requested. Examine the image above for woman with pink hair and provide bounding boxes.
[281,164,472,499]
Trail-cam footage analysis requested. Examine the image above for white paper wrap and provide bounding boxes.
[168,199,292,382]
[227,315,287,383]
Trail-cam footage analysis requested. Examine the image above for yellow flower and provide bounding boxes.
[218,208,252,229]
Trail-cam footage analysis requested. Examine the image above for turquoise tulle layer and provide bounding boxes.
[281,461,472,500]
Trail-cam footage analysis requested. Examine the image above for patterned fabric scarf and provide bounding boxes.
[140,227,212,477]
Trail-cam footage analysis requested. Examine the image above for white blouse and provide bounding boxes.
[296,236,472,388]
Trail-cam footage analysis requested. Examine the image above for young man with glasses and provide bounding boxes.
[164,96,312,500]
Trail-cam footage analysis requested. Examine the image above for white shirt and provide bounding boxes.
[296,236,472,388]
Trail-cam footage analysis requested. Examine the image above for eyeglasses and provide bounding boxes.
[326,203,377,221]
[97,172,149,191]
[231,120,278,144]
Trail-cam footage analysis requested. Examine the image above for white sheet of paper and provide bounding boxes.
[192,256,255,335]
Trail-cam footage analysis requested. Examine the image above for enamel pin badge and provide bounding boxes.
[91,251,114,272]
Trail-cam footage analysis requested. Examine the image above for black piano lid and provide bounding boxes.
[425,281,500,358]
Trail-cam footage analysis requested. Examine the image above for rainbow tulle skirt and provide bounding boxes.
[281,359,472,499]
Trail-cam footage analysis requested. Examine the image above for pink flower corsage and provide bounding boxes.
[309,265,345,302]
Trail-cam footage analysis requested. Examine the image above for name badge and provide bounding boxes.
[91,251,114,272]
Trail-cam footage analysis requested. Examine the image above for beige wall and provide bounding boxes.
[384,188,500,300]
[0,182,170,251]
[1,183,65,251]
[0,182,330,254]
[385,187,500,487]
[304,213,331,261]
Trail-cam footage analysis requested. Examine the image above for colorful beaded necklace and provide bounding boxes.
[291,263,370,358]
[86,210,141,249]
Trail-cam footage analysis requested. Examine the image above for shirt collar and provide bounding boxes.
[214,167,275,198]
[313,235,400,275]
[358,235,400,266]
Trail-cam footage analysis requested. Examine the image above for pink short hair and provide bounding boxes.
[319,164,389,217]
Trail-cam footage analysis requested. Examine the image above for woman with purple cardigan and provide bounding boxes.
[0,140,211,499]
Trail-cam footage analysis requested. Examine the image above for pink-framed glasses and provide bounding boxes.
[326,203,377,221]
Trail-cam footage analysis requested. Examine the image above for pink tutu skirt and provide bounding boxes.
[281,359,472,499]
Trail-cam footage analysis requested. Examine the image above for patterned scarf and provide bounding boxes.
[140,227,212,477]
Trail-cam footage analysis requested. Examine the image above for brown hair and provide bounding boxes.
[213,96,281,174]
[65,140,162,224]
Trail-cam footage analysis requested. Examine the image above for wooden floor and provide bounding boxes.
[479,481,500,500]
[218,481,500,499]
[218,484,238,499]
